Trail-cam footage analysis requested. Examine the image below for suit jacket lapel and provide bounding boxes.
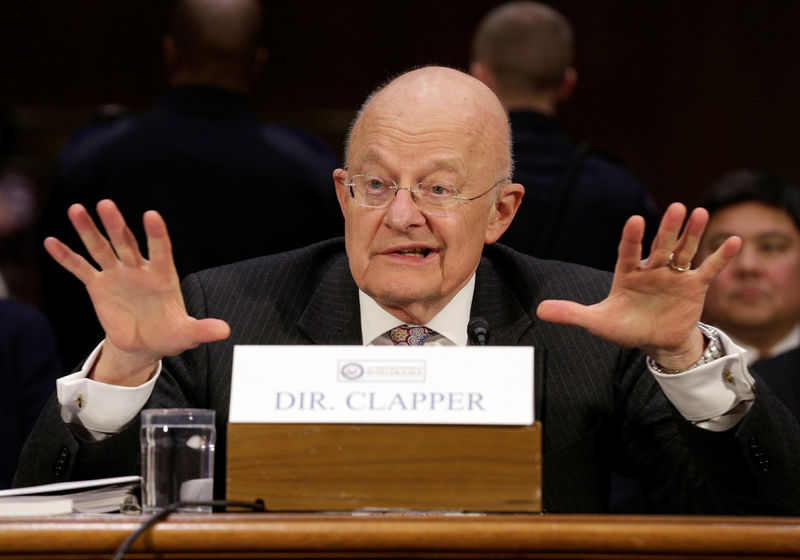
[471,255,535,345]
[297,253,363,344]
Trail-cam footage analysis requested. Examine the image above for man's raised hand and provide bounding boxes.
[536,202,741,371]
[43,200,230,386]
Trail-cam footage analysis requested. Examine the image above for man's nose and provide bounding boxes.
[384,187,426,229]
[732,244,761,273]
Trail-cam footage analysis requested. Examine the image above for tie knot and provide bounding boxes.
[387,324,436,345]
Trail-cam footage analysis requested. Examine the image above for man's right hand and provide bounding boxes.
[43,200,231,386]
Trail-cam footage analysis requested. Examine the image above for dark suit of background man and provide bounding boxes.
[0,299,61,489]
[16,66,800,515]
[40,0,342,370]
[470,1,658,271]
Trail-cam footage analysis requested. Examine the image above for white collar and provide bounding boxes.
[735,324,800,365]
[358,274,476,346]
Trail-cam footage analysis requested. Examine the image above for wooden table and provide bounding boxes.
[1,513,799,559]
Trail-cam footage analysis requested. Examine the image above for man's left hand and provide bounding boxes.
[537,202,741,371]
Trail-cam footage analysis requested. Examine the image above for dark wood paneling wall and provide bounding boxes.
[1,0,799,251]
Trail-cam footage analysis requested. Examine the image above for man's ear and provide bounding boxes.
[470,61,498,92]
[333,168,349,218]
[555,67,577,105]
[485,183,525,244]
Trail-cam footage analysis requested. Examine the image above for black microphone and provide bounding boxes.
[468,317,490,346]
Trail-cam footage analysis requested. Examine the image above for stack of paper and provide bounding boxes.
[0,475,141,517]
[0,495,73,516]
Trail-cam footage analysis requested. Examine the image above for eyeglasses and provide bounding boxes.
[342,174,509,217]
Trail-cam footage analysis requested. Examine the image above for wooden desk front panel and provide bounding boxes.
[1,514,800,559]
[227,423,542,512]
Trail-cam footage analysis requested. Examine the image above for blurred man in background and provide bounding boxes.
[470,1,658,271]
[41,0,341,369]
[697,169,800,415]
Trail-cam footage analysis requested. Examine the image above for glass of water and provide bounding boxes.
[140,408,216,513]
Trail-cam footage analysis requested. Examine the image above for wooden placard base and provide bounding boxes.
[227,422,541,512]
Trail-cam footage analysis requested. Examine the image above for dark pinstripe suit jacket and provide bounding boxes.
[15,239,800,514]
[753,348,800,418]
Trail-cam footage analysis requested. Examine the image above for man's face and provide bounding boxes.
[334,93,514,323]
[699,201,800,340]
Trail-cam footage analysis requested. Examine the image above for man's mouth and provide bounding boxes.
[732,287,767,300]
[394,248,432,258]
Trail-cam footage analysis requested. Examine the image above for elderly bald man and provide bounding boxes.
[17,67,800,515]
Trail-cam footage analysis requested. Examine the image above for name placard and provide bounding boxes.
[229,345,534,425]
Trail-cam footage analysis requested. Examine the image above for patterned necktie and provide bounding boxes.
[387,324,437,345]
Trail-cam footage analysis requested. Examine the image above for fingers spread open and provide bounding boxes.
[96,200,145,267]
[668,207,709,270]
[536,299,588,327]
[696,234,742,282]
[187,318,231,348]
[68,203,119,270]
[143,210,179,276]
[43,236,98,285]
[615,215,645,274]
[647,202,688,266]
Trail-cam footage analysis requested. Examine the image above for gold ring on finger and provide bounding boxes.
[668,252,691,272]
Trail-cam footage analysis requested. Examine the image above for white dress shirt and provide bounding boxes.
[361,275,475,346]
[57,273,754,435]
[732,324,800,366]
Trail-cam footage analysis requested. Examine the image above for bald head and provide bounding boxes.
[347,67,513,182]
[165,0,266,91]
[471,2,573,102]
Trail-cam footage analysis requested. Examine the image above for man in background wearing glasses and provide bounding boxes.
[16,66,800,515]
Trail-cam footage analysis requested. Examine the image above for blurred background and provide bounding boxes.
[1,0,799,306]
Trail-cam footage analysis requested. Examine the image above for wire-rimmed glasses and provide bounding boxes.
[342,174,509,217]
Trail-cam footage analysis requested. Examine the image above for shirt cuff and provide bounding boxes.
[57,340,162,435]
[648,329,755,429]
